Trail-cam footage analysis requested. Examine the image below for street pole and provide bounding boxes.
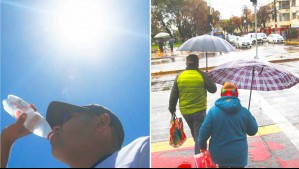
[210,0,214,36]
[274,0,277,33]
[254,3,258,59]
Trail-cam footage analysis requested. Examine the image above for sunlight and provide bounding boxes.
[47,0,124,54]
[53,0,106,44]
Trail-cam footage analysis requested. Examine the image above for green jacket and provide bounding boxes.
[169,66,217,115]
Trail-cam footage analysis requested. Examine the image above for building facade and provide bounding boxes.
[263,0,299,37]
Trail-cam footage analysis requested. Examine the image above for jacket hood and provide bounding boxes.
[215,96,242,114]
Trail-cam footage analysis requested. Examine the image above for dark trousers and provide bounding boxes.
[183,110,206,154]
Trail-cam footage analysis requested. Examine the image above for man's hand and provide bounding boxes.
[199,149,206,153]
[2,112,31,143]
[1,104,36,168]
[2,104,36,143]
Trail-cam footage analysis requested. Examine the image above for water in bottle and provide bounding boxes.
[2,95,54,140]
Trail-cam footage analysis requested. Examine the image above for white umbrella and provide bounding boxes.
[292,25,299,29]
[154,32,170,38]
[177,34,235,72]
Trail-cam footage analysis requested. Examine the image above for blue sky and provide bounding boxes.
[1,0,149,167]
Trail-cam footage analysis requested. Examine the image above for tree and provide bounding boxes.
[231,16,244,35]
[151,0,220,41]
[219,19,237,34]
[257,4,273,29]
[241,6,253,34]
[151,0,178,38]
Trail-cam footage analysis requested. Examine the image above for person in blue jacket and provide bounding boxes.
[198,82,258,168]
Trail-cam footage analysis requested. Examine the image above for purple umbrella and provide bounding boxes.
[208,59,299,109]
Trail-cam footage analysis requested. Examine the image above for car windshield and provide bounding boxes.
[251,34,263,38]
[239,37,249,41]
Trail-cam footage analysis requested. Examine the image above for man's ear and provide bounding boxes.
[96,113,110,130]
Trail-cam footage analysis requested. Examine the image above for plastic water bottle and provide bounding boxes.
[2,95,54,140]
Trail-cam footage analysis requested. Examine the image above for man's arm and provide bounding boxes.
[1,113,31,168]
[198,70,217,93]
[168,77,179,114]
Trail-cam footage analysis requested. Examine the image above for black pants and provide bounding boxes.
[183,110,206,154]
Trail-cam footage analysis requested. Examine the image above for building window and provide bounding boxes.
[279,1,290,9]
[279,13,290,21]
[293,13,296,19]
[292,0,296,6]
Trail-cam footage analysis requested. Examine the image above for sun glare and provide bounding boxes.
[50,0,117,48]
[56,1,104,43]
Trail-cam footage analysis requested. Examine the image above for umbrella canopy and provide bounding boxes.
[154,32,170,39]
[292,25,299,29]
[177,34,235,72]
[208,59,299,109]
[177,34,235,52]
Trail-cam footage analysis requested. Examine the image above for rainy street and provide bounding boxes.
[151,44,299,168]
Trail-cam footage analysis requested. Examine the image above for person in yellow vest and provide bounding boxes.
[168,54,217,154]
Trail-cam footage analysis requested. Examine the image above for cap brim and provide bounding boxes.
[46,101,124,147]
[46,101,89,128]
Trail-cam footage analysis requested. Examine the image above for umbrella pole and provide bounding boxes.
[248,66,255,110]
[206,52,208,72]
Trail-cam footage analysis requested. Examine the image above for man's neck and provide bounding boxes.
[186,65,198,70]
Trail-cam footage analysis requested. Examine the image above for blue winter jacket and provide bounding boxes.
[198,96,258,167]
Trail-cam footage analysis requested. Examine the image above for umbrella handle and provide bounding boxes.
[248,66,255,110]
[206,52,208,72]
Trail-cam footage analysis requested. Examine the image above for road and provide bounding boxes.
[151,44,299,168]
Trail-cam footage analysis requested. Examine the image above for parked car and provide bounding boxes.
[258,33,268,42]
[267,34,284,44]
[235,37,252,49]
[227,35,238,45]
[246,33,263,45]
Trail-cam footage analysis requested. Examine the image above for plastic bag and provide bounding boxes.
[169,113,187,148]
[194,150,217,168]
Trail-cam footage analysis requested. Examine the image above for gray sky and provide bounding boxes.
[210,0,270,19]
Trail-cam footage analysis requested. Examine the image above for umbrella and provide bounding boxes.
[177,34,235,72]
[292,25,299,29]
[154,32,170,39]
[208,59,299,109]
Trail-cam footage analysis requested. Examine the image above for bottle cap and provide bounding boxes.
[47,131,55,140]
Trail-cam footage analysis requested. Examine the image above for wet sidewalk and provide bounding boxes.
[152,125,299,168]
[151,60,299,168]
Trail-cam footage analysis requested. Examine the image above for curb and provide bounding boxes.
[285,41,299,45]
[151,58,299,76]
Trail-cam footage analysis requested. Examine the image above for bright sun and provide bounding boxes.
[51,0,108,45]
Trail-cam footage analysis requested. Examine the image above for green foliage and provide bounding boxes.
[151,0,220,41]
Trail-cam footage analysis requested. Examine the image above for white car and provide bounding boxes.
[258,33,268,42]
[267,34,284,44]
[235,37,252,49]
[246,33,264,45]
[227,35,238,45]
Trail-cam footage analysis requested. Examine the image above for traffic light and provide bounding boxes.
[250,0,257,3]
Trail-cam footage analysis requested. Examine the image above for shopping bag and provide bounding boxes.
[194,150,217,168]
[169,113,187,148]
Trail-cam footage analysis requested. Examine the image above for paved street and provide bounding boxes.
[151,44,299,168]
